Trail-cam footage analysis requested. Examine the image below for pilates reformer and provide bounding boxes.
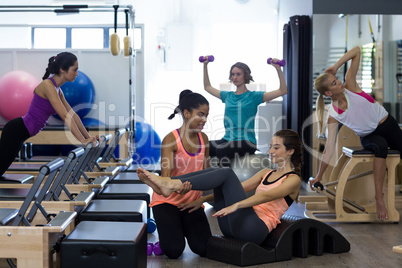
[35,137,152,220]
[0,155,146,268]
[1,144,148,233]
[0,159,77,268]
[4,135,115,188]
[97,128,133,170]
[0,150,95,231]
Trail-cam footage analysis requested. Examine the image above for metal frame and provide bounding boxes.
[0,4,136,157]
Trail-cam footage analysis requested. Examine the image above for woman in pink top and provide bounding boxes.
[137,129,302,245]
[312,46,402,220]
[150,89,212,259]
[0,52,98,176]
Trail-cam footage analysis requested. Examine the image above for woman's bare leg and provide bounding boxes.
[136,167,182,197]
[373,157,388,220]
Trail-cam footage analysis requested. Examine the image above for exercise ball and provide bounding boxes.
[132,121,161,164]
[53,70,95,120]
[81,117,105,127]
[0,70,39,120]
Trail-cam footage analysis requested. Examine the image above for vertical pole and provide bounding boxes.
[128,7,136,158]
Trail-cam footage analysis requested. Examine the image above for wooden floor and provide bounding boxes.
[147,183,402,268]
[0,183,401,268]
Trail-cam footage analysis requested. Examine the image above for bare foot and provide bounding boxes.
[136,168,178,197]
[376,199,389,220]
[136,167,163,195]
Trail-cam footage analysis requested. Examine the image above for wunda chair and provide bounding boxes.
[304,126,400,222]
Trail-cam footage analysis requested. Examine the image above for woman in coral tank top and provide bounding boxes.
[150,89,212,259]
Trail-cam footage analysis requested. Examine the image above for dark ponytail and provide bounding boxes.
[168,89,209,120]
[42,52,77,80]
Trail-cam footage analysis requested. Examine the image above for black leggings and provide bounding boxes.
[152,203,211,259]
[173,167,269,245]
[209,139,257,160]
[360,115,402,159]
[0,118,30,176]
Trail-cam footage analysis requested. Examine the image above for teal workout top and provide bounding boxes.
[220,90,264,144]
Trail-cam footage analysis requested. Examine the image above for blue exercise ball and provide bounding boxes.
[81,117,105,127]
[132,121,161,164]
[53,70,96,120]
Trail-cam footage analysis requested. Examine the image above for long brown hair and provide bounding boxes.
[274,129,303,177]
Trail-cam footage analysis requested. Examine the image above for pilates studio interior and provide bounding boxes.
[0,0,401,267]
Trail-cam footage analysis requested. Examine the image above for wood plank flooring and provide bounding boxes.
[147,184,402,268]
[0,183,401,267]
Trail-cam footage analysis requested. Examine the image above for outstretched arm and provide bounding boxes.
[213,174,301,217]
[262,60,287,102]
[203,61,221,99]
[59,91,97,141]
[309,116,338,189]
[45,87,96,145]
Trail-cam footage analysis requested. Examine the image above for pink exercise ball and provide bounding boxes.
[0,70,40,121]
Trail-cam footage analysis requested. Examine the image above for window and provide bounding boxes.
[34,28,66,49]
[0,26,142,50]
[361,43,374,94]
[71,28,104,49]
[0,27,31,49]
[108,28,142,50]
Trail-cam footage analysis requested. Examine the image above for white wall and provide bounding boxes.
[0,49,130,127]
[128,0,281,141]
[1,0,315,151]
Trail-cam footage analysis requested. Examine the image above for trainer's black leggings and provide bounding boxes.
[173,167,269,245]
[360,115,402,159]
[152,204,211,259]
[0,118,30,176]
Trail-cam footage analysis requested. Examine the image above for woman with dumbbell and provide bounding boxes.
[200,56,287,164]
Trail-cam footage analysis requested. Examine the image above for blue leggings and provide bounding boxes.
[173,167,269,245]
[360,115,402,159]
[0,118,30,177]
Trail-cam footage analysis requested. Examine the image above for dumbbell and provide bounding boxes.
[267,58,286,66]
[199,55,215,62]
[147,218,157,233]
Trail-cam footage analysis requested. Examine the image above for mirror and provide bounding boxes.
[312,14,402,123]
